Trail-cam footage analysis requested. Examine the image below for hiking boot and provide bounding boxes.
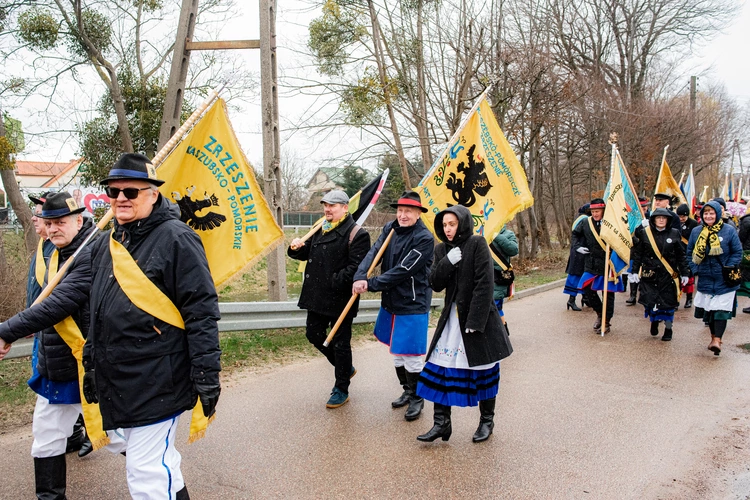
[326,387,349,408]
[650,321,660,336]
[593,313,602,333]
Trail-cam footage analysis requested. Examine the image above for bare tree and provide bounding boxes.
[280,147,314,211]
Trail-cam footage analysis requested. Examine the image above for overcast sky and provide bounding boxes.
[13,0,750,176]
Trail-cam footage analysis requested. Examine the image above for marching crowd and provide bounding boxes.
[0,149,748,499]
[565,193,749,353]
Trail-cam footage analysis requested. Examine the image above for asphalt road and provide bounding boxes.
[2,286,750,499]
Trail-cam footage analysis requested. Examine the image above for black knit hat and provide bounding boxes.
[100,153,164,186]
[39,192,85,219]
[676,203,690,216]
[390,191,428,213]
[589,198,605,209]
[29,191,54,206]
[712,197,727,209]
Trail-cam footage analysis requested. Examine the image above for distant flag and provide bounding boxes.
[699,185,709,203]
[348,169,389,226]
[683,164,696,217]
[600,146,642,275]
[652,149,687,210]
[720,173,729,200]
[729,174,735,201]
[735,177,743,202]
[418,92,534,242]
[158,99,284,286]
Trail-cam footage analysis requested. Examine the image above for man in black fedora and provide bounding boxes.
[353,191,434,422]
[82,152,221,500]
[0,191,95,499]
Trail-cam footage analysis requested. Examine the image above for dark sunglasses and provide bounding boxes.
[105,186,152,199]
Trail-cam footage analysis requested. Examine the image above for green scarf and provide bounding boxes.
[692,219,724,264]
[322,211,349,234]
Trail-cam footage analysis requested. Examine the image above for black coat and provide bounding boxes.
[571,216,607,275]
[631,222,689,310]
[354,218,434,315]
[85,196,221,430]
[287,214,370,317]
[427,206,512,367]
[739,213,750,252]
[0,218,94,382]
[565,216,588,276]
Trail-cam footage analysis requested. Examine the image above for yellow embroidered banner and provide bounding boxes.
[418,97,533,241]
[158,99,284,286]
[652,157,687,210]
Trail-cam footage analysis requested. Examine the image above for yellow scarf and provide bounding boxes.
[321,212,349,234]
[692,219,724,265]
[109,233,214,443]
[49,251,110,451]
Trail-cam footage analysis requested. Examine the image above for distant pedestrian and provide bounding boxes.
[630,208,689,341]
[564,204,589,311]
[737,204,750,314]
[491,225,519,332]
[416,205,512,443]
[353,191,434,422]
[288,190,371,409]
[686,201,743,355]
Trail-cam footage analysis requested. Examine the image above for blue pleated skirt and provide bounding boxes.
[564,274,582,296]
[578,272,626,293]
[416,362,500,407]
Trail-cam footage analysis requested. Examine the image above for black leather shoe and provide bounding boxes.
[417,404,452,442]
[404,371,423,421]
[392,366,410,408]
[743,307,750,314]
[566,296,582,311]
[684,299,693,309]
[78,433,93,457]
[473,398,495,443]
[625,296,636,306]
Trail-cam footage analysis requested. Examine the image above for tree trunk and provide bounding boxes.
[0,115,37,255]
[415,0,433,173]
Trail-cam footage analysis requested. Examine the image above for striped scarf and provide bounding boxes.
[692,219,724,264]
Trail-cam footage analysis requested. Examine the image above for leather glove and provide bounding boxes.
[83,371,98,404]
[195,382,221,418]
[576,247,590,255]
[641,218,649,227]
[628,273,640,283]
[447,247,462,264]
[681,276,689,286]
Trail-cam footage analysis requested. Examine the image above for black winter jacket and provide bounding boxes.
[427,206,512,366]
[85,196,221,430]
[571,216,607,275]
[287,214,370,317]
[631,221,689,310]
[354,218,434,315]
[0,218,95,381]
[739,213,750,251]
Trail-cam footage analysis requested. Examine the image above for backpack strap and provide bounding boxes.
[349,224,361,246]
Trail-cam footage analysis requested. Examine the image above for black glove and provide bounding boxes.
[194,382,221,418]
[83,371,98,404]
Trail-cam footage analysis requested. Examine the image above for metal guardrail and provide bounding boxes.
[5,298,443,360]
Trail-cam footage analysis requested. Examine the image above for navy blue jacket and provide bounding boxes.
[686,201,743,296]
[354,218,434,315]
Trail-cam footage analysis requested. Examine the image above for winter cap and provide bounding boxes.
[40,192,85,219]
[712,197,727,209]
[650,207,672,219]
[100,153,164,186]
[320,190,349,205]
[676,203,690,216]
[390,191,428,213]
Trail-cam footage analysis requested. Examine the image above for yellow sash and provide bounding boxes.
[48,255,110,451]
[644,227,681,301]
[34,239,45,287]
[108,233,214,443]
[587,218,617,282]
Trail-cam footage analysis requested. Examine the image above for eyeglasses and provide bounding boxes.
[105,186,152,199]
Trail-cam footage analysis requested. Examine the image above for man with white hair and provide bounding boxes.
[0,191,95,499]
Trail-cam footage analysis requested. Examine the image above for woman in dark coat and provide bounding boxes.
[563,204,590,311]
[416,205,512,443]
[630,208,689,341]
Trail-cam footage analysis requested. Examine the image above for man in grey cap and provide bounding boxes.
[288,190,370,408]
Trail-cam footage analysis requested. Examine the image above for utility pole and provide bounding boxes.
[160,0,287,300]
[260,0,286,301]
[689,76,697,112]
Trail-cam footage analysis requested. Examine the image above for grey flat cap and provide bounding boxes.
[320,190,349,204]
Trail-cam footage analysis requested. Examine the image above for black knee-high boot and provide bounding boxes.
[404,371,424,421]
[392,366,410,408]
[417,403,452,442]
[473,398,496,443]
[34,455,67,500]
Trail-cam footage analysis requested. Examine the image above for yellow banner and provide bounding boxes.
[158,99,284,286]
[600,151,633,274]
[653,158,687,209]
[418,98,533,240]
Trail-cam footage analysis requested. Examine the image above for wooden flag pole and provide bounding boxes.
[33,88,222,305]
[322,228,395,347]
[601,243,611,337]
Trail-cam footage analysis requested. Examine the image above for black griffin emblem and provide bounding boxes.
[445,144,492,207]
[171,186,226,231]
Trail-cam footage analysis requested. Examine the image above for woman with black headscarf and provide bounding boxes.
[416,205,513,443]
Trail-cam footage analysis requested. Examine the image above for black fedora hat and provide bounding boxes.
[29,191,54,206]
[653,192,672,200]
[40,192,85,219]
[100,153,164,186]
[390,191,428,213]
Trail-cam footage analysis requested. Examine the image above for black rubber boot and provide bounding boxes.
[650,321,660,336]
[34,455,67,500]
[661,328,673,341]
[176,485,190,500]
[391,366,410,408]
[65,415,84,454]
[567,296,582,311]
[473,397,496,443]
[625,284,637,305]
[417,403,452,442]
[404,371,424,421]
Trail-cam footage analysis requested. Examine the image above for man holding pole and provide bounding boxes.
[352,191,434,421]
[82,153,222,500]
[0,192,95,499]
[288,190,371,409]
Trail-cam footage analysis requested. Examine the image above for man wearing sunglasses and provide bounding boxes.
[82,153,221,500]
